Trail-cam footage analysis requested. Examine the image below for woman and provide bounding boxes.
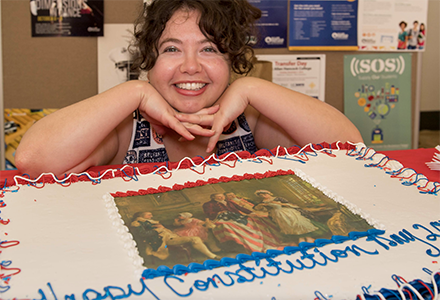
[417,23,426,50]
[397,21,408,50]
[254,190,327,242]
[15,0,362,178]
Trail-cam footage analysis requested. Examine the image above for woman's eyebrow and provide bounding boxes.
[158,38,182,48]
[158,37,213,48]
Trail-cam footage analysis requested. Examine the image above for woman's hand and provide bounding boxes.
[206,80,250,152]
[175,79,250,152]
[137,85,195,141]
[138,85,219,140]
[174,105,220,139]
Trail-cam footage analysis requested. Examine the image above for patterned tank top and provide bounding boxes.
[123,110,258,164]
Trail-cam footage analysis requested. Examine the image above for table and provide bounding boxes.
[378,148,439,182]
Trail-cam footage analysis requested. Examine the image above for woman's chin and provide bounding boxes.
[174,103,212,114]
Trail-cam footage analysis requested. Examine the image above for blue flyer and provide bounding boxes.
[250,0,288,48]
[288,0,358,50]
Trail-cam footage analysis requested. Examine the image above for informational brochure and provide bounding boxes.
[250,0,288,48]
[257,55,326,101]
[30,0,104,37]
[358,0,428,51]
[288,0,358,51]
[344,53,412,150]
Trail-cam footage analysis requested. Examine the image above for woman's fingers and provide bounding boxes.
[181,122,215,137]
[175,113,215,127]
[167,118,195,140]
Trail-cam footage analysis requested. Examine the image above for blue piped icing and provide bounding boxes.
[141,229,386,280]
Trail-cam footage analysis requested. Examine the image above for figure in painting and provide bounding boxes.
[130,211,220,260]
[173,212,221,253]
[224,192,256,212]
[203,193,252,224]
[253,190,327,243]
[202,193,286,253]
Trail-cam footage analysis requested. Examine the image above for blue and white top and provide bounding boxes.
[123,110,258,164]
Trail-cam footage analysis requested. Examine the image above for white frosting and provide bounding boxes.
[1,143,439,299]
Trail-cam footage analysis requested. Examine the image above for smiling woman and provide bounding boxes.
[146,9,230,114]
[15,0,362,178]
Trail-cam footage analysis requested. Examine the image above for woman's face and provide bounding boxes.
[147,9,230,113]
[258,193,272,199]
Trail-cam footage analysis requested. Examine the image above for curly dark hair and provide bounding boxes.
[130,0,262,75]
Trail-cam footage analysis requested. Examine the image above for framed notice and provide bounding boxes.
[344,53,412,150]
[288,0,358,51]
[30,0,104,37]
[257,55,326,101]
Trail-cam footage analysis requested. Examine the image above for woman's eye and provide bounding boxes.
[163,46,179,53]
[202,47,218,53]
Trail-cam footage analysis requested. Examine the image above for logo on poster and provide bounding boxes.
[350,56,405,77]
[332,32,349,40]
[265,36,285,46]
[361,38,376,44]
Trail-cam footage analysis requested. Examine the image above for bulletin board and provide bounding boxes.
[0,0,418,138]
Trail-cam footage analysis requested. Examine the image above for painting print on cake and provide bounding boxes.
[114,173,374,270]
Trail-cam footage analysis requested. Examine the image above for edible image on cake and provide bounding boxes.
[114,174,373,269]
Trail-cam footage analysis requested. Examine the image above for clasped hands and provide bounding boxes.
[139,81,249,153]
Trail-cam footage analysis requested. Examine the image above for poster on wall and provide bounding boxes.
[257,55,326,101]
[357,0,428,51]
[344,53,412,151]
[250,0,288,48]
[98,24,140,93]
[288,0,358,51]
[30,0,104,37]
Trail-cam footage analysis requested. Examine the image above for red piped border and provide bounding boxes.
[110,170,296,197]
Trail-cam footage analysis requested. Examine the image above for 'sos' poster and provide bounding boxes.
[344,53,412,150]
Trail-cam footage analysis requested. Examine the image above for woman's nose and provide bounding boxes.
[180,53,202,74]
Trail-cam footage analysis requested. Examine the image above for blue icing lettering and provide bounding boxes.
[32,221,440,299]
[164,275,193,297]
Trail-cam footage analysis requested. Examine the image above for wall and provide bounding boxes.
[1,0,426,147]
[1,0,142,109]
[420,0,440,112]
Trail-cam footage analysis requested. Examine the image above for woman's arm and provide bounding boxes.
[15,80,196,177]
[206,77,363,152]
